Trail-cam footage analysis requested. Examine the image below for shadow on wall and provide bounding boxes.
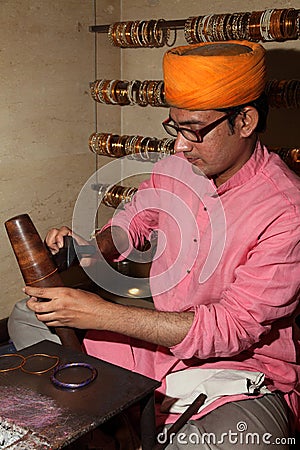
[263,49,300,147]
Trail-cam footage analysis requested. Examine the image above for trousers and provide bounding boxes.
[159,393,291,449]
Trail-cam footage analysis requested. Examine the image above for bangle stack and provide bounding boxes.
[90,78,300,109]
[265,80,300,109]
[184,8,299,43]
[108,19,173,48]
[89,132,175,160]
[102,184,138,208]
[90,79,166,107]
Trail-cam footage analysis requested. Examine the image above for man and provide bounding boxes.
[11,41,300,448]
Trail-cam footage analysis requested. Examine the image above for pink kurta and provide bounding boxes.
[84,141,300,428]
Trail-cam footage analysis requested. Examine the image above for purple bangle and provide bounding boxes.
[50,362,98,389]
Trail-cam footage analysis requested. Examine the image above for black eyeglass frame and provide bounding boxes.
[162,110,236,143]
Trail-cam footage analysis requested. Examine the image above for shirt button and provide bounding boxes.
[187,269,191,274]
[203,207,207,211]
[193,238,197,242]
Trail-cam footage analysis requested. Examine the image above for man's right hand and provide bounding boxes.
[45,226,98,267]
[46,225,129,266]
[45,226,72,255]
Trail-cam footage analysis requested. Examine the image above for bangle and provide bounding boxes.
[21,353,59,375]
[0,353,26,372]
[50,362,98,390]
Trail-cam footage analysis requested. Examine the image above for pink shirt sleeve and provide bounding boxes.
[171,211,300,360]
[101,176,160,260]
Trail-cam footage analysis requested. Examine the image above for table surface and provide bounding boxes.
[0,340,160,449]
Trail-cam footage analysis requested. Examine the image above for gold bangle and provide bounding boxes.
[124,135,135,155]
[291,148,300,162]
[196,15,208,42]
[249,11,263,41]
[146,80,157,106]
[126,79,140,104]
[138,20,148,46]
[100,133,113,156]
[21,353,60,375]
[202,15,212,42]
[0,353,26,372]
[156,19,170,47]
[204,14,214,41]
[137,80,149,106]
[215,14,226,41]
[260,9,273,41]
[130,21,141,46]
[115,80,131,105]
[105,79,119,104]
[124,21,134,46]
[114,22,125,47]
[119,21,130,47]
[108,22,119,46]
[269,9,283,40]
[91,79,106,103]
[111,136,126,158]
[240,12,251,40]
[146,20,156,47]
[101,79,113,104]
[184,16,195,43]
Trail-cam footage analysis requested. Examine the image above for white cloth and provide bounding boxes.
[162,368,271,414]
[8,298,61,350]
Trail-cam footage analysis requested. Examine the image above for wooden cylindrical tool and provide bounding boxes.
[5,213,82,352]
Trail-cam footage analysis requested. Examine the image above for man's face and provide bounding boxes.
[169,107,252,187]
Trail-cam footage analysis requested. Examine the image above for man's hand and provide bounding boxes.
[25,286,108,330]
[46,226,91,254]
[24,285,194,348]
[45,225,130,267]
[45,226,97,267]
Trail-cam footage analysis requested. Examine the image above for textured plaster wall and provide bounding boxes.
[0,0,120,318]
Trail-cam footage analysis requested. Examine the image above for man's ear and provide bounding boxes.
[237,107,259,137]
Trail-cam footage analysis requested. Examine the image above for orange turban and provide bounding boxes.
[163,41,266,110]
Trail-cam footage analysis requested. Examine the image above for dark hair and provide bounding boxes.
[217,92,269,134]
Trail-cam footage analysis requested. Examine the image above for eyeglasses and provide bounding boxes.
[162,110,236,143]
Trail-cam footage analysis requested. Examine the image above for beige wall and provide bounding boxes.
[0,0,299,319]
[0,0,120,318]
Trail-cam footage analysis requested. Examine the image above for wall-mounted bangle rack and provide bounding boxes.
[88,130,300,175]
[89,8,300,45]
[89,132,174,159]
[89,78,300,109]
[89,7,300,211]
